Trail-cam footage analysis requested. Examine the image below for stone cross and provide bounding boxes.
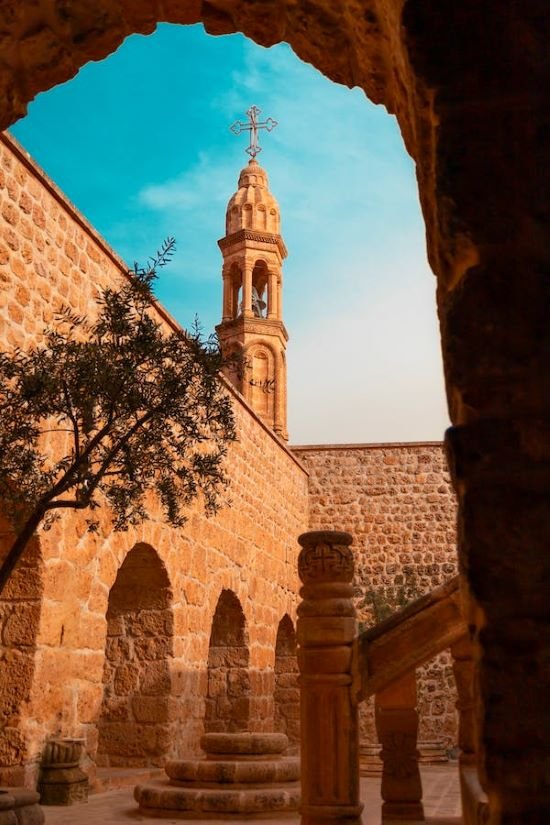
[230,106,277,159]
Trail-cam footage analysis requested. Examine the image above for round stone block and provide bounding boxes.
[200,733,288,756]
[135,783,300,815]
[0,788,44,825]
[165,756,300,785]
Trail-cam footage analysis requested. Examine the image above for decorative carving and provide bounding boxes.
[38,738,89,806]
[298,532,354,584]
[297,531,362,825]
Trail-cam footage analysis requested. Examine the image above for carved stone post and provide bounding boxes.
[451,636,489,824]
[297,530,362,825]
[375,671,424,823]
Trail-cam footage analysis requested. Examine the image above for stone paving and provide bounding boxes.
[43,765,461,824]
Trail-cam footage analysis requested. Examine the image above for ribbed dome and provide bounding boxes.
[225,159,281,235]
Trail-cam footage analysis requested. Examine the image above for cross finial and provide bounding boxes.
[230,105,278,160]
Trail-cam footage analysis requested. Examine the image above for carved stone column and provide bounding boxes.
[375,671,424,823]
[242,264,253,318]
[451,636,489,825]
[222,271,232,321]
[267,271,278,319]
[297,530,362,825]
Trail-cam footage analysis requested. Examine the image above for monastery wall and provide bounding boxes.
[292,442,459,751]
[0,133,308,784]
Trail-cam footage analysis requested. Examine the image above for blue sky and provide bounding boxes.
[10,23,450,444]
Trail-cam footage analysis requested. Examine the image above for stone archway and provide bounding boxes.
[204,590,251,733]
[97,543,173,767]
[0,4,547,817]
[0,518,43,785]
[273,615,299,747]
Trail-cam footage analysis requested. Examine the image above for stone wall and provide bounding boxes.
[292,443,459,750]
[0,133,309,784]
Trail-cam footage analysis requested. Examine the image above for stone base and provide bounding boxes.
[381,800,425,822]
[37,766,88,806]
[136,732,300,818]
[0,788,44,824]
[135,783,300,816]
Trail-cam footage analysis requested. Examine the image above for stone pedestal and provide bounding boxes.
[135,732,300,816]
[37,739,88,806]
[297,530,363,825]
[375,673,425,823]
[0,788,44,824]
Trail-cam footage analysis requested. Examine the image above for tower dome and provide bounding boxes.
[225,159,281,235]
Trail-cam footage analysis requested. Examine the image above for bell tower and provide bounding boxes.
[216,108,288,440]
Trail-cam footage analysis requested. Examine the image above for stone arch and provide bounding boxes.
[204,589,251,733]
[0,6,545,817]
[97,543,174,767]
[245,342,276,419]
[274,615,299,747]
[0,516,44,784]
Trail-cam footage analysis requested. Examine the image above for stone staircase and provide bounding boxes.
[134,732,300,817]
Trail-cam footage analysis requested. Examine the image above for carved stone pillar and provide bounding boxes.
[451,635,476,766]
[375,671,424,823]
[242,264,253,318]
[267,271,278,319]
[222,272,232,321]
[297,530,362,825]
[451,635,490,825]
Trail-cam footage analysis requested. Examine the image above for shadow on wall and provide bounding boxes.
[96,543,174,768]
[274,614,299,748]
[204,589,251,733]
[0,517,44,785]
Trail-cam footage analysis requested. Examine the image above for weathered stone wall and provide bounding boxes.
[0,133,309,784]
[292,443,459,750]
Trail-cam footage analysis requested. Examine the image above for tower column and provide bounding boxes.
[222,272,232,321]
[242,264,253,318]
[268,271,278,319]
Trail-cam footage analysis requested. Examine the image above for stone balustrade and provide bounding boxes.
[297,530,489,824]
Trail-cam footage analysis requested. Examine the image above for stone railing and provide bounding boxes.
[297,531,488,825]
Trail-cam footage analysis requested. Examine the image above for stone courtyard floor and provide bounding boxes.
[43,765,461,824]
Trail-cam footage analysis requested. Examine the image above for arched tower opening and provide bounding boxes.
[97,543,173,767]
[204,589,251,733]
[273,615,299,747]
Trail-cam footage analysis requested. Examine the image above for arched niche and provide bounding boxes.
[204,589,251,733]
[97,543,174,767]
[246,343,276,419]
[251,260,268,318]
[274,614,299,747]
[0,516,44,784]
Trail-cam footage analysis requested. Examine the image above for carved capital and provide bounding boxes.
[298,531,354,585]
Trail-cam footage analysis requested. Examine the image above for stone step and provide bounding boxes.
[201,733,289,756]
[135,781,300,816]
[166,757,299,785]
[91,766,165,794]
